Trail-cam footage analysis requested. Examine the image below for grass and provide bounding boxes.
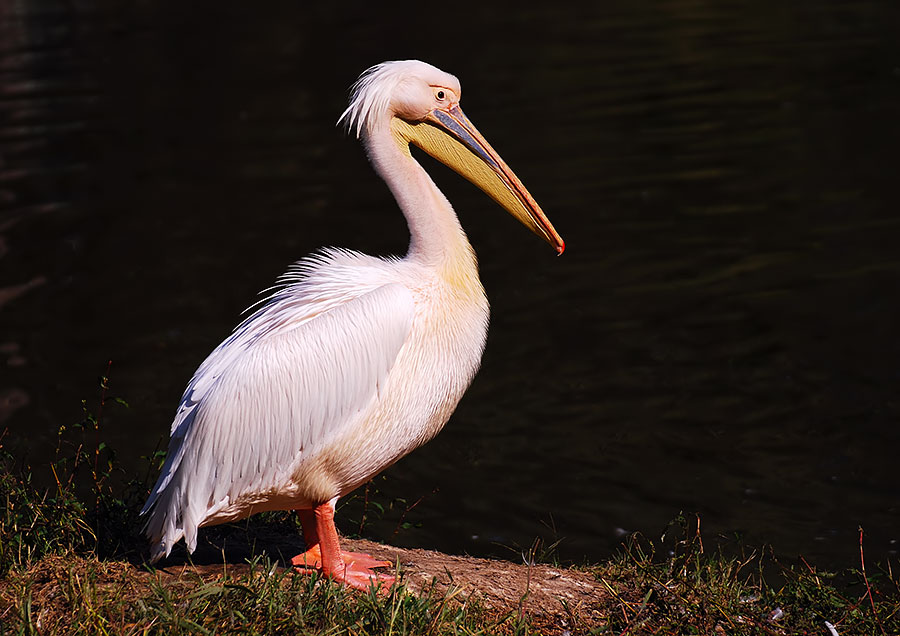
[3,554,490,635]
[588,516,900,635]
[1,373,898,634]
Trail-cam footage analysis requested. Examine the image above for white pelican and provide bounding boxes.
[142,60,564,589]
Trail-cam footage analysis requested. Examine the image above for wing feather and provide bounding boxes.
[142,279,414,560]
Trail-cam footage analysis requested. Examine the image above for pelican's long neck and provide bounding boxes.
[363,120,475,269]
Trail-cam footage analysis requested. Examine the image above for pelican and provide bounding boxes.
[142,60,564,589]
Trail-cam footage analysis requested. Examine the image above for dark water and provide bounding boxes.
[2,2,899,568]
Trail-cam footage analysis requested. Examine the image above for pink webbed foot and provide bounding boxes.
[291,544,391,571]
[291,546,395,591]
[292,503,394,591]
[336,563,396,591]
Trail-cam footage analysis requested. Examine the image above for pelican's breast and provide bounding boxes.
[293,252,489,500]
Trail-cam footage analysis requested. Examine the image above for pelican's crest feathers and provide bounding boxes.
[338,60,460,138]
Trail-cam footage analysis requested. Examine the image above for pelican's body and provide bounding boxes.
[142,60,563,587]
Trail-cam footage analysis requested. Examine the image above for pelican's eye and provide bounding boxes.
[436,90,445,101]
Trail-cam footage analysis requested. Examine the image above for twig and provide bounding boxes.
[694,513,704,555]
[142,437,165,486]
[358,480,372,535]
[93,359,113,489]
[517,540,535,628]
[858,526,887,635]
[799,555,821,588]
[391,487,437,537]
[616,589,652,636]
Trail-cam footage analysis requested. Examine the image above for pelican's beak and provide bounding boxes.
[391,105,565,254]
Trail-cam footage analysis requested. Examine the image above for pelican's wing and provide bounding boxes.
[142,281,414,560]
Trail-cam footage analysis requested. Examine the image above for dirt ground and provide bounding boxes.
[346,538,608,632]
[158,535,611,633]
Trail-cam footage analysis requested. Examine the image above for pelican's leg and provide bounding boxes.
[290,509,322,568]
[290,500,394,590]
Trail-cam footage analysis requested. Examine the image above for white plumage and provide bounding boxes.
[142,60,562,587]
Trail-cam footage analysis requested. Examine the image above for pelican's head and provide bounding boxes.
[340,60,565,254]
